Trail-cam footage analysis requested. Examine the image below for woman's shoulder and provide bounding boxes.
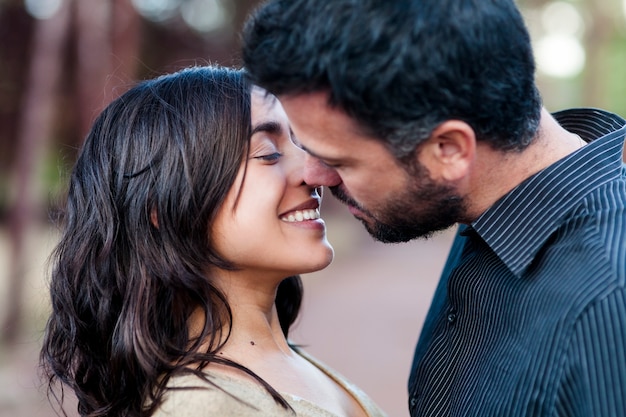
[151,371,293,417]
[295,348,389,417]
[151,353,388,417]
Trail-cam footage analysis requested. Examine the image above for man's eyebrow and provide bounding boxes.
[288,128,342,163]
[288,127,302,146]
[251,120,282,136]
[294,140,335,161]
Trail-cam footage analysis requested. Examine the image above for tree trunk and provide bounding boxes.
[109,0,142,98]
[74,0,113,139]
[3,0,72,344]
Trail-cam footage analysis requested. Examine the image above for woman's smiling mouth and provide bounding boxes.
[280,208,320,222]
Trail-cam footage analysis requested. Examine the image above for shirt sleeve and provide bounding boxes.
[557,287,626,417]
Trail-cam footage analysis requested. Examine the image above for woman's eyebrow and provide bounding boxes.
[251,120,282,136]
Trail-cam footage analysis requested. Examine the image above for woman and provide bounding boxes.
[40,65,387,417]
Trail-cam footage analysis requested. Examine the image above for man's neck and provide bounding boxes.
[466,107,585,220]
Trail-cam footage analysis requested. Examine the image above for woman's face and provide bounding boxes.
[211,87,334,279]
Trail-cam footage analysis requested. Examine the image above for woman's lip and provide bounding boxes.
[282,217,326,231]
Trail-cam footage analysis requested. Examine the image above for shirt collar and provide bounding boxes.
[471,108,626,277]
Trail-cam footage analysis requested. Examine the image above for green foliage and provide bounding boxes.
[606,36,626,115]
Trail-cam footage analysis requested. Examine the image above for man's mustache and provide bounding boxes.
[328,185,373,218]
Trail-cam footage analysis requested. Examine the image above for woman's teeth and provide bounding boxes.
[281,208,320,222]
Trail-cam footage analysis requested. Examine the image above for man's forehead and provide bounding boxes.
[280,94,371,137]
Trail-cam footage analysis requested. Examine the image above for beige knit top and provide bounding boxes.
[152,350,387,417]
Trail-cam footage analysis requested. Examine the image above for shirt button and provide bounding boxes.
[410,397,417,408]
[447,310,457,324]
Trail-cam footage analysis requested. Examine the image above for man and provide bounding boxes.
[242,0,626,416]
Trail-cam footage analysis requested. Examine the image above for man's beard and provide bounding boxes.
[329,166,465,243]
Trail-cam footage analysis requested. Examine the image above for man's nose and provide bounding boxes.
[303,153,341,187]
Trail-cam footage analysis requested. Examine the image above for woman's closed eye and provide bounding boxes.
[254,152,282,162]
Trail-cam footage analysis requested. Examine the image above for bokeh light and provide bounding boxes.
[535,1,586,78]
[24,0,62,19]
[541,1,585,38]
[536,34,586,78]
[131,0,180,22]
[180,0,232,33]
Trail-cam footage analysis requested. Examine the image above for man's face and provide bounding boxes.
[279,92,465,243]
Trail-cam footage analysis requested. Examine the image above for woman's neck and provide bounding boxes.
[197,269,295,362]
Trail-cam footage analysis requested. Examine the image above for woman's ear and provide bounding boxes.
[416,120,476,182]
[150,207,159,228]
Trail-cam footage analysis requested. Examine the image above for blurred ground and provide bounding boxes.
[0,220,62,417]
[0,197,454,417]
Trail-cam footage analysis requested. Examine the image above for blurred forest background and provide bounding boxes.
[1,0,625,416]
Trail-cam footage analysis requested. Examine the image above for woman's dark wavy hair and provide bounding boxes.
[243,0,542,158]
[40,65,303,417]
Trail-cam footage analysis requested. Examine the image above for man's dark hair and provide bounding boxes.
[243,0,542,157]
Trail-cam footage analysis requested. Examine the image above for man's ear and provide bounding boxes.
[416,120,476,182]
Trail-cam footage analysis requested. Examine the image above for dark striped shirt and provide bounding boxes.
[409,108,626,417]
